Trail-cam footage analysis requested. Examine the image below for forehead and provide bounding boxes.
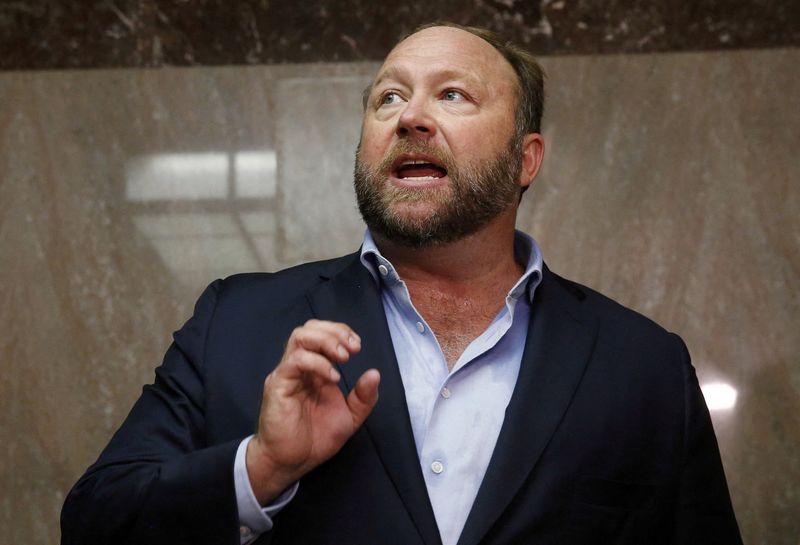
[375,26,517,91]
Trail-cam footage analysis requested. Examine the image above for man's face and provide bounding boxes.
[354,26,524,247]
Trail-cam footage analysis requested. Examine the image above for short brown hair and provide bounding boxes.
[366,22,546,137]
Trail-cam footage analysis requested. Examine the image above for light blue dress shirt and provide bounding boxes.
[234,230,543,545]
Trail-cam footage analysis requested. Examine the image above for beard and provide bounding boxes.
[353,137,523,248]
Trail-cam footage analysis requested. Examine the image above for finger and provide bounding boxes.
[287,324,359,364]
[301,320,362,353]
[280,348,341,383]
[346,369,380,428]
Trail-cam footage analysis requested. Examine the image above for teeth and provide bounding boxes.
[402,176,439,180]
[401,159,433,166]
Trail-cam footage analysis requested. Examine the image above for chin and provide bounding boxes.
[388,199,443,221]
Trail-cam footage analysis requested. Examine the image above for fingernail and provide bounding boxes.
[330,368,341,381]
[337,345,348,358]
[349,334,360,347]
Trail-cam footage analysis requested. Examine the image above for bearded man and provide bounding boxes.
[61,23,742,545]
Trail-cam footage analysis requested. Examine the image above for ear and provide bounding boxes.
[518,133,545,190]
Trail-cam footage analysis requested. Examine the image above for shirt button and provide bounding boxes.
[240,526,253,537]
[416,321,425,333]
[441,387,451,398]
[378,264,389,276]
[431,460,444,474]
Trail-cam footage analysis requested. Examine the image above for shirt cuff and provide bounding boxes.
[234,435,299,544]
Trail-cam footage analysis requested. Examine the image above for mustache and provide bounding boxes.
[375,140,457,176]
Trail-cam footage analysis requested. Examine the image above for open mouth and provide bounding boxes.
[391,156,448,181]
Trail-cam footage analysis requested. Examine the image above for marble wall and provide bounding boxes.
[2,0,798,67]
[1,11,798,545]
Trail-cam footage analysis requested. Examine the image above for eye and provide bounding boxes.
[442,89,466,102]
[379,91,403,106]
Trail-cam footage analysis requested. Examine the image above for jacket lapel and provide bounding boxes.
[457,267,598,545]
[306,253,442,545]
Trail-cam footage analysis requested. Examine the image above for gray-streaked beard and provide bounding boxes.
[353,138,523,248]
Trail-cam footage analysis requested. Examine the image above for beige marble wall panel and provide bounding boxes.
[0,49,798,544]
[1,65,277,542]
[0,67,272,542]
[273,75,372,263]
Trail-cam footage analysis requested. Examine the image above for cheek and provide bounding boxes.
[359,126,391,164]
[452,118,514,159]
[449,133,500,164]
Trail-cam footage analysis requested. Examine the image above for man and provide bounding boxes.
[61,23,742,545]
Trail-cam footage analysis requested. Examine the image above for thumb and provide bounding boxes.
[346,369,380,428]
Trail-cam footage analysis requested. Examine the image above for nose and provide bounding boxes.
[396,98,436,139]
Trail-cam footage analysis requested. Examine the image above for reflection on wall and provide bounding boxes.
[125,151,278,288]
[702,382,738,411]
[126,151,277,201]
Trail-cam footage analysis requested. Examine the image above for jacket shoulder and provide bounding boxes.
[214,253,357,301]
[548,270,679,344]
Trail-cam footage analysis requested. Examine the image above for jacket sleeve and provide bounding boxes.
[61,280,243,545]
[671,335,743,545]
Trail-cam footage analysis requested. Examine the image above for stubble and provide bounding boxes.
[353,137,523,248]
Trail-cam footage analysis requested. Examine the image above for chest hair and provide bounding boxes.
[408,284,505,370]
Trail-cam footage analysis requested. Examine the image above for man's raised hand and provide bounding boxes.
[245,319,380,504]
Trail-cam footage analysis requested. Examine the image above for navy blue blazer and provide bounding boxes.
[61,252,742,545]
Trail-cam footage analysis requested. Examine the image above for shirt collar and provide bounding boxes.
[359,229,543,303]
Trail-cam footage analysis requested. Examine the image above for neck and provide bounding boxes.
[372,208,523,288]
[372,208,525,369]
